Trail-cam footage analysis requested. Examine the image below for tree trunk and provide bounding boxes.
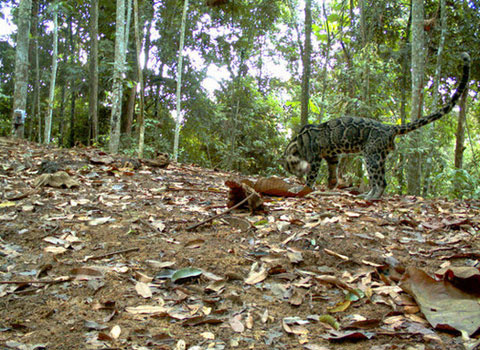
[125,87,136,137]
[173,0,189,161]
[11,0,32,138]
[138,13,152,157]
[133,0,146,157]
[422,0,446,196]
[68,16,76,147]
[407,0,425,196]
[359,0,370,116]
[454,88,468,169]
[300,0,312,126]
[397,8,412,195]
[109,0,127,153]
[58,82,66,146]
[30,0,40,142]
[44,6,59,144]
[89,0,99,145]
[432,0,446,108]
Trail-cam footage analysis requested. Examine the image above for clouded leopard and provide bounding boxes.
[282,52,470,199]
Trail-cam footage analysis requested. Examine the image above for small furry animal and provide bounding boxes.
[282,52,470,199]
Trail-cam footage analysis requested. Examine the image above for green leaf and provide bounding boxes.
[171,267,203,283]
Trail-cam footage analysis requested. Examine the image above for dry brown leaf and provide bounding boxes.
[245,264,268,285]
[229,314,245,333]
[109,325,121,339]
[135,271,153,283]
[400,267,480,336]
[125,305,167,315]
[253,176,313,197]
[33,171,80,188]
[71,267,104,280]
[135,282,153,298]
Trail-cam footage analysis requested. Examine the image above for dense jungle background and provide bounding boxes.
[1,0,480,198]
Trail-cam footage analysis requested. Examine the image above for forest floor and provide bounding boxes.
[1,137,480,350]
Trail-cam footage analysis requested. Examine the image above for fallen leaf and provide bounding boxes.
[200,331,215,340]
[400,267,480,336]
[253,176,313,197]
[33,171,79,188]
[321,330,375,341]
[327,300,351,313]
[88,216,113,226]
[171,267,203,283]
[282,317,309,335]
[184,238,205,249]
[44,246,67,255]
[109,325,121,339]
[229,314,245,333]
[135,282,153,298]
[125,305,167,315]
[245,263,268,285]
[71,267,104,280]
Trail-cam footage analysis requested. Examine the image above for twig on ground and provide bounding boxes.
[186,193,255,231]
[0,276,72,285]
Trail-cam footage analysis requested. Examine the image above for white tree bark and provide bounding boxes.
[407,0,425,195]
[11,0,32,138]
[411,0,425,120]
[173,0,189,162]
[133,0,145,157]
[109,0,127,153]
[44,6,59,144]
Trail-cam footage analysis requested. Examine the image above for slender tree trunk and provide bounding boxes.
[318,1,331,120]
[44,6,59,144]
[432,0,446,108]
[30,0,40,142]
[68,17,76,147]
[453,88,468,198]
[133,0,146,157]
[173,0,189,161]
[300,0,312,126]
[397,7,412,194]
[58,82,66,146]
[422,0,447,196]
[109,0,127,153]
[89,0,99,144]
[125,87,136,136]
[407,0,425,196]
[359,0,370,116]
[454,88,468,169]
[138,15,152,157]
[11,0,32,138]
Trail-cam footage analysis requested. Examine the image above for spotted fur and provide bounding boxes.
[282,53,470,199]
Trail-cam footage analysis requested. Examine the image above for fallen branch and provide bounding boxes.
[0,276,72,285]
[84,247,140,262]
[186,192,255,231]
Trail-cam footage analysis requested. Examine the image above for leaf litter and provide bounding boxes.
[0,137,480,349]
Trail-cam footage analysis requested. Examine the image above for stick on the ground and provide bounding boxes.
[84,247,140,262]
[186,193,255,231]
[0,277,72,285]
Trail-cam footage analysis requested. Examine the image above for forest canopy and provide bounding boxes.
[0,0,479,198]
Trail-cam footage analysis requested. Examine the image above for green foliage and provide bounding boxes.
[1,0,479,199]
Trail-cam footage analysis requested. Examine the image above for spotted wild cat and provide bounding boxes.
[282,52,470,199]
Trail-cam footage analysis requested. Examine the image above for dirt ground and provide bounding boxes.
[1,137,479,350]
